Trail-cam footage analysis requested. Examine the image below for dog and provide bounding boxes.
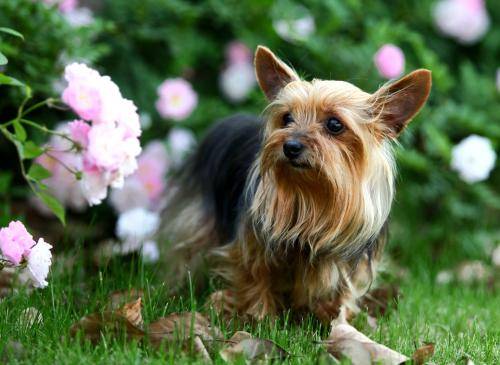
[161,46,431,323]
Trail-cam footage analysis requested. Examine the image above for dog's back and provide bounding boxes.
[160,114,262,287]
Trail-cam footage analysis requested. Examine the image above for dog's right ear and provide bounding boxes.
[255,46,299,101]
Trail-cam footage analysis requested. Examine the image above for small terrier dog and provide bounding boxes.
[161,46,431,323]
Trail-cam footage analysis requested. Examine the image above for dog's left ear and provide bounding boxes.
[255,46,300,101]
[371,69,432,137]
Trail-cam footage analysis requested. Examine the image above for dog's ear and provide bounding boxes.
[255,46,299,101]
[371,69,432,137]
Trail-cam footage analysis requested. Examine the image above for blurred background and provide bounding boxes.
[0,0,498,275]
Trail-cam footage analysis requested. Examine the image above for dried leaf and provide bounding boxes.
[108,288,144,309]
[228,331,253,343]
[220,338,289,363]
[69,299,145,343]
[325,323,409,365]
[148,311,223,347]
[359,284,400,317]
[411,343,435,365]
[193,336,213,363]
[366,315,378,330]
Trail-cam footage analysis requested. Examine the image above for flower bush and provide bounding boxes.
[0,0,498,268]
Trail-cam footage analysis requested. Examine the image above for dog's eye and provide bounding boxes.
[282,113,294,127]
[325,117,345,135]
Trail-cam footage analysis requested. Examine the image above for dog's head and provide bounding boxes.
[252,46,431,253]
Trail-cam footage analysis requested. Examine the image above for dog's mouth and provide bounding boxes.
[290,160,311,169]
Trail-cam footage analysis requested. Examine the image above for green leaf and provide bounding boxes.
[0,73,24,87]
[0,52,7,66]
[0,27,24,40]
[36,191,65,225]
[13,120,27,141]
[22,141,44,160]
[28,163,52,181]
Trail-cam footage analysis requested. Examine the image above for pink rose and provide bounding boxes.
[373,44,405,79]
[225,41,252,65]
[58,0,78,13]
[117,99,141,138]
[433,0,490,44]
[156,78,198,121]
[68,120,90,148]
[0,221,35,265]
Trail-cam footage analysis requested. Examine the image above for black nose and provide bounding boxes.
[283,139,304,159]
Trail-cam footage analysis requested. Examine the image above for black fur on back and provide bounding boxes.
[178,114,263,243]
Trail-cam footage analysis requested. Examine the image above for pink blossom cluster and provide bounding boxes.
[0,221,52,288]
[220,41,256,103]
[42,0,78,13]
[373,44,405,80]
[34,124,86,213]
[433,0,490,44]
[110,141,169,213]
[156,78,198,121]
[62,63,142,205]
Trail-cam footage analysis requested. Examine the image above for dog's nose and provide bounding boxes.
[283,139,304,160]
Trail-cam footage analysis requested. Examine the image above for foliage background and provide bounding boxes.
[0,0,499,270]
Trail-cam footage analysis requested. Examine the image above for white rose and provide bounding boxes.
[24,238,53,289]
[116,208,160,252]
[219,62,256,103]
[450,135,496,183]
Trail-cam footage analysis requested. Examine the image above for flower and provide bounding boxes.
[62,63,122,124]
[109,140,169,213]
[273,14,315,43]
[60,63,143,206]
[496,69,500,92]
[167,128,196,165]
[451,135,496,183]
[57,0,77,13]
[24,238,52,288]
[220,62,256,103]
[0,221,35,266]
[156,78,198,121]
[433,0,490,44]
[64,7,94,27]
[116,208,160,253]
[141,240,160,263]
[373,44,405,79]
[225,41,252,65]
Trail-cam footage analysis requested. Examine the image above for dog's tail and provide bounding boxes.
[159,114,263,291]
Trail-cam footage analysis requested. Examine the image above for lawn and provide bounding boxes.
[1,245,498,364]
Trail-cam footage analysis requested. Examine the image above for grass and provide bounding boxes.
[0,245,498,364]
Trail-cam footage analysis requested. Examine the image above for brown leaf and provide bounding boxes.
[456,261,489,284]
[359,284,400,317]
[228,331,253,343]
[148,311,223,348]
[325,323,409,365]
[220,338,289,363]
[69,299,145,343]
[108,288,144,309]
[411,343,435,365]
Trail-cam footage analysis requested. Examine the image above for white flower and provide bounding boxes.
[219,62,256,103]
[81,170,109,206]
[492,246,500,267]
[496,69,500,92]
[436,270,453,285]
[24,238,53,289]
[116,208,160,252]
[433,0,490,44]
[451,135,496,183]
[273,14,315,42]
[141,240,160,263]
[167,128,196,165]
[64,7,94,28]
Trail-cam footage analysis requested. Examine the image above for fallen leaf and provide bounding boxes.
[228,331,253,343]
[324,323,409,365]
[366,315,378,330]
[359,284,400,317]
[108,288,144,309]
[69,298,145,343]
[18,307,42,328]
[148,311,223,347]
[411,342,435,365]
[220,338,289,363]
